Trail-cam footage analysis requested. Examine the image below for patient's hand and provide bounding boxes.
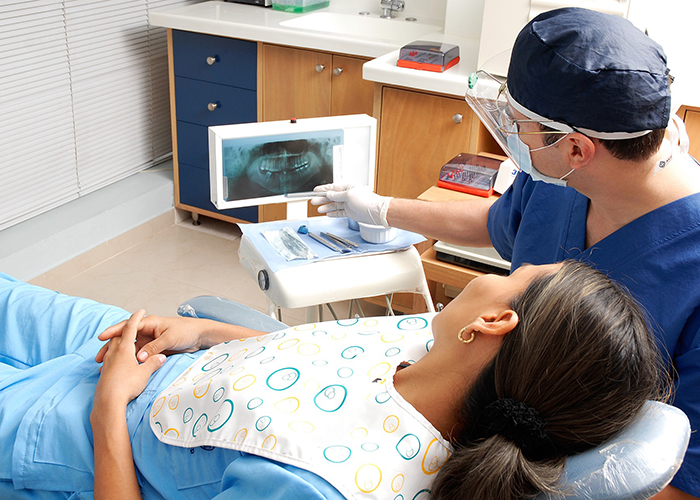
[94,310,166,406]
[96,314,262,364]
[96,315,206,364]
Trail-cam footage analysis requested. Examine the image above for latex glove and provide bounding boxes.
[311,183,393,228]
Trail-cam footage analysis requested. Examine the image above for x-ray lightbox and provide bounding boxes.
[209,114,377,210]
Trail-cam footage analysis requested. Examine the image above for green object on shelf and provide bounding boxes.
[272,0,329,13]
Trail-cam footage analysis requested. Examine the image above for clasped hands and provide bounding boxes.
[94,312,209,405]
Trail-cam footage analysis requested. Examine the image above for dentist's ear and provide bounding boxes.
[470,310,519,337]
[566,133,596,169]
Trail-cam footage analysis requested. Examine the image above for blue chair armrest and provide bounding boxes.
[177,296,288,333]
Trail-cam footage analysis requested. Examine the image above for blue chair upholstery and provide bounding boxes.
[178,296,691,500]
[177,295,287,332]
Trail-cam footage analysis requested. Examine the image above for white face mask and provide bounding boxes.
[505,132,574,187]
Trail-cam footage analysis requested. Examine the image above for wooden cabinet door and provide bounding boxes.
[330,55,374,117]
[684,109,700,159]
[377,87,474,199]
[262,44,331,121]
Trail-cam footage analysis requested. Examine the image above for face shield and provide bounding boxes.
[464,70,573,169]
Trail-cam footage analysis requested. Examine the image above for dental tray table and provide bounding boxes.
[238,217,435,318]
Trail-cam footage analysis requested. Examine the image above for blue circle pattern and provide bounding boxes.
[314,385,347,412]
[213,387,225,403]
[208,400,234,432]
[323,445,352,463]
[192,413,208,437]
[397,317,429,330]
[396,434,421,460]
[201,353,228,371]
[266,367,300,391]
[385,347,401,357]
[183,407,194,424]
[341,346,364,359]
[256,416,272,432]
[247,397,263,410]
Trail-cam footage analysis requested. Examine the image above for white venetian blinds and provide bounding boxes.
[0,0,201,232]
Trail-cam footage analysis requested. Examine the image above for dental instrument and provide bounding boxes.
[321,231,360,249]
[308,231,349,253]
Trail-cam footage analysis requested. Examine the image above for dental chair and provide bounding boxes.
[178,296,691,500]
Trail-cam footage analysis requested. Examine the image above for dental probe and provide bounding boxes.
[308,232,349,253]
[321,232,360,249]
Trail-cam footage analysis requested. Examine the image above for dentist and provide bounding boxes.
[313,8,700,499]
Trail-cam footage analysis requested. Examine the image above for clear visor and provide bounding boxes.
[465,71,571,160]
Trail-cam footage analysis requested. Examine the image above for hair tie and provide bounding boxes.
[476,398,555,461]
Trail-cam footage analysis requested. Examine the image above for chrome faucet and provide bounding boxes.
[380,0,405,19]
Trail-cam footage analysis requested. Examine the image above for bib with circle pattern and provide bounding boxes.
[149,313,451,499]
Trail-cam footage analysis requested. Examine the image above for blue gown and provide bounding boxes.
[0,272,344,499]
[488,172,700,497]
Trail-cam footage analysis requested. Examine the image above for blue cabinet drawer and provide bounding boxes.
[175,76,257,126]
[176,121,208,169]
[172,30,257,91]
[178,162,258,222]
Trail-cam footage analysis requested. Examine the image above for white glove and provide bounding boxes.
[311,183,393,228]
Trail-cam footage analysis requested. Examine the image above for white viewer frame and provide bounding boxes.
[209,114,377,213]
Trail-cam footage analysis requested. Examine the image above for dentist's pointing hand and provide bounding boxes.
[311,183,393,228]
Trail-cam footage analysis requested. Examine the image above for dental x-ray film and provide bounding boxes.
[222,130,340,201]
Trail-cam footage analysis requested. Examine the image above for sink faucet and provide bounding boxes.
[380,0,405,19]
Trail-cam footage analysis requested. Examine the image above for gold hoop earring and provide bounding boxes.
[458,326,476,344]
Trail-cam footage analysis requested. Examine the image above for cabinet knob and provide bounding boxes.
[206,56,218,66]
[315,64,326,73]
[207,102,218,111]
[452,113,463,124]
[333,67,343,77]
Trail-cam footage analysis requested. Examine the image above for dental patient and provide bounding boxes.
[0,261,663,499]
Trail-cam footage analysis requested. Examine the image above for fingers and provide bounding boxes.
[142,353,167,374]
[95,341,109,363]
[121,309,146,344]
[97,320,127,340]
[309,195,330,206]
[136,335,170,362]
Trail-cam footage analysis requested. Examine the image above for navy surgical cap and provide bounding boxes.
[507,7,671,138]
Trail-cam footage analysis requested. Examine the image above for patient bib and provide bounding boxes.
[150,313,450,499]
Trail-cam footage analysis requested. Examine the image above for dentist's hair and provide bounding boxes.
[430,260,666,500]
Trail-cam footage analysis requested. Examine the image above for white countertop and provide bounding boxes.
[149,0,478,97]
[150,1,442,59]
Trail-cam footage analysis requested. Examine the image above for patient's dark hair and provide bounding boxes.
[430,260,665,500]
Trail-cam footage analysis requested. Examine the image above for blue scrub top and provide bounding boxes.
[488,172,700,496]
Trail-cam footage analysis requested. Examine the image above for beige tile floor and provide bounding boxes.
[29,211,385,326]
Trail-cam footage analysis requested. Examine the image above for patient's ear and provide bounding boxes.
[470,310,519,337]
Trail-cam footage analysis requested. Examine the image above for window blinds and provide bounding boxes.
[0,0,201,231]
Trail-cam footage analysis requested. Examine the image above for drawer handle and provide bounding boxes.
[207,102,218,111]
[315,64,326,73]
[452,113,463,124]
[206,56,218,66]
[333,67,343,77]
